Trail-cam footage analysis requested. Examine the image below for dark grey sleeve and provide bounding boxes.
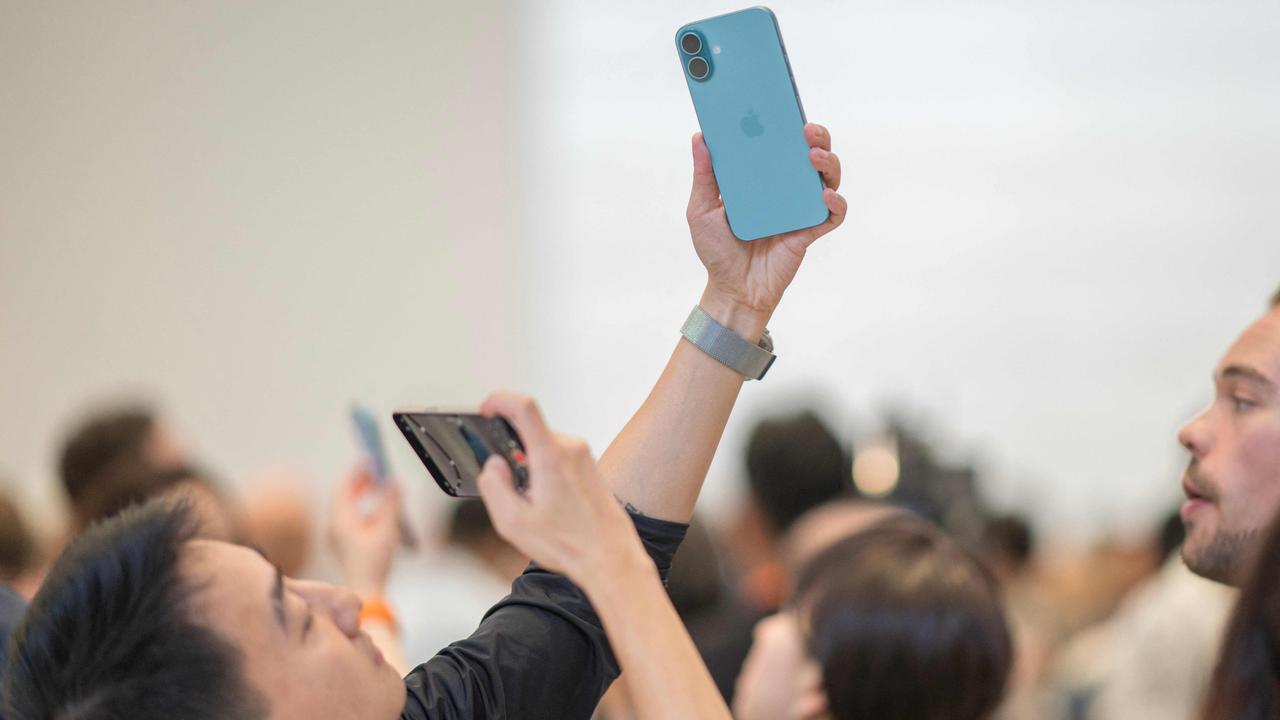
[0,582,28,683]
[399,511,688,720]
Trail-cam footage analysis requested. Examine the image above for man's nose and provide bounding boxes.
[1177,407,1212,457]
[286,578,363,638]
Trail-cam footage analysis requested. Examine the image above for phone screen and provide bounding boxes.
[394,411,528,498]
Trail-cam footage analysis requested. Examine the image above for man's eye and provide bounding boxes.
[1234,397,1256,412]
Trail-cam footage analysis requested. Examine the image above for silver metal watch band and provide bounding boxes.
[680,306,776,380]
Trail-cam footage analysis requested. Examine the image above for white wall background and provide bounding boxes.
[515,0,1280,541]
[0,1,525,533]
[1,1,1277,543]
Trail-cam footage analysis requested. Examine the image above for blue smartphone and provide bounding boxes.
[350,404,419,548]
[676,7,827,241]
[351,406,391,483]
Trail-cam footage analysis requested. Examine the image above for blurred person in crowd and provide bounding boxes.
[780,498,908,575]
[1078,507,1235,720]
[244,483,316,578]
[58,404,186,529]
[982,514,1035,587]
[734,516,1013,720]
[73,462,244,542]
[0,494,41,598]
[1048,509,1233,720]
[1178,286,1280,586]
[0,492,33,691]
[384,499,527,664]
[2,122,848,719]
[1199,506,1280,720]
[979,514,1066,720]
[734,410,850,610]
[708,409,851,700]
[665,516,729,629]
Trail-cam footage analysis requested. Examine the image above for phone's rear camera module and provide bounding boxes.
[680,32,702,55]
[688,56,710,80]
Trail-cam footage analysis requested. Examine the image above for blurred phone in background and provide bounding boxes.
[351,404,418,549]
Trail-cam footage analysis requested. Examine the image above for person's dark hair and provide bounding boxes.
[0,493,36,581]
[795,519,1012,720]
[1271,284,1280,308]
[1156,508,1186,562]
[58,406,157,509]
[1200,509,1280,720]
[980,513,1034,576]
[745,410,849,535]
[73,463,210,533]
[2,500,266,719]
[666,515,726,619]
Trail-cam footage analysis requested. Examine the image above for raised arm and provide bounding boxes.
[477,392,732,720]
[598,124,847,523]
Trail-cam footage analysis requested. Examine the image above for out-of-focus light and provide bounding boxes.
[712,45,722,55]
[853,443,900,498]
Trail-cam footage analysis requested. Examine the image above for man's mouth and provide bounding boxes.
[1183,478,1206,502]
[1182,469,1215,503]
[1181,472,1215,522]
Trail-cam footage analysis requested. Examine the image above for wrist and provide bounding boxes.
[699,287,771,341]
[358,594,399,631]
[577,539,657,603]
[344,566,388,598]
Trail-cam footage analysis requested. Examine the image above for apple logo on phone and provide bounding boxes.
[740,109,764,138]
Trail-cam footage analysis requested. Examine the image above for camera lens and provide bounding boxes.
[680,32,702,55]
[688,56,710,80]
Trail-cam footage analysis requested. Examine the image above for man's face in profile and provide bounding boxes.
[182,540,406,720]
[1178,305,1280,585]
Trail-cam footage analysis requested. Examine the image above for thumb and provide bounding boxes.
[477,457,523,536]
[332,588,363,638]
[687,132,721,217]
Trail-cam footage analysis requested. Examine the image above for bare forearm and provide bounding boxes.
[584,555,733,720]
[598,288,769,523]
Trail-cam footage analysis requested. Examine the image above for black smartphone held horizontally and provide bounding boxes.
[392,409,529,497]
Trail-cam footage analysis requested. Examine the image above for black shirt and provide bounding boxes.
[0,582,27,693]
[400,512,688,720]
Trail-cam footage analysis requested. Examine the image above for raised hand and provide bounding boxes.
[475,391,647,582]
[687,123,848,332]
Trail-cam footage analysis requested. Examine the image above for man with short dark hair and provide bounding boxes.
[746,410,850,536]
[3,125,848,719]
[57,405,187,529]
[1178,285,1280,585]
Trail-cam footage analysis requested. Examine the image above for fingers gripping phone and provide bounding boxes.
[676,7,827,241]
[393,410,530,498]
